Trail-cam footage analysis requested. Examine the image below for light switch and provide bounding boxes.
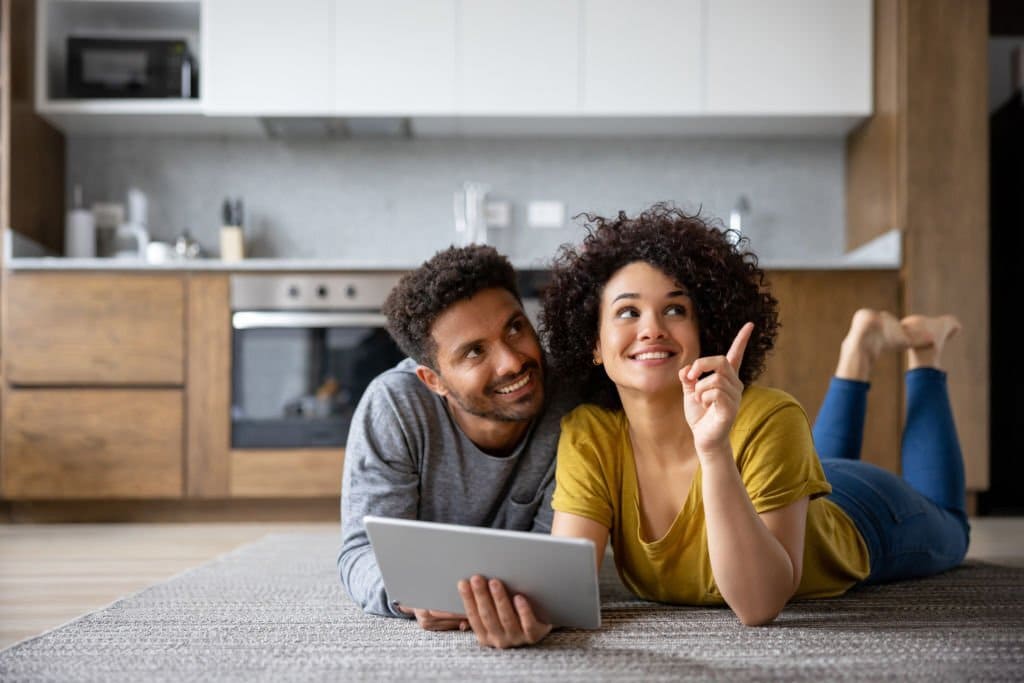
[528,201,565,229]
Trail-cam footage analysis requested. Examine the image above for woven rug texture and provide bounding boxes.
[1,532,1022,682]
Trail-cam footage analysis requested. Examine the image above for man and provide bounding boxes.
[338,244,574,631]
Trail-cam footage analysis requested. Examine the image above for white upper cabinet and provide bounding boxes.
[334,0,456,115]
[458,0,579,115]
[582,0,702,115]
[202,0,332,115]
[36,0,874,135]
[705,0,872,115]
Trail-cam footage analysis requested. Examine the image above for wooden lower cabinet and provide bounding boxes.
[1,388,184,499]
[229,449,344,498]
[760,270,902,473]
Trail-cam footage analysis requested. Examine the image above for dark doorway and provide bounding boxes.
[980,0,1024,515]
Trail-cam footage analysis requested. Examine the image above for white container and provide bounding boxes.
[64,185,96,258]
[220,226,245,261]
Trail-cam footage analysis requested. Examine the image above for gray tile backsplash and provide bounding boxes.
[66,136,846,264]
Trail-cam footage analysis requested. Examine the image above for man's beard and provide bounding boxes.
[441,361,544,423]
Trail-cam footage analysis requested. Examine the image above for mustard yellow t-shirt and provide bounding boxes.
[551,385,870,606]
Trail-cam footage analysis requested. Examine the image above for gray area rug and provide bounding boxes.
[1,532,1022,682]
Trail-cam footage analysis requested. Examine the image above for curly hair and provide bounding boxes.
[540,203,779,409]
[383,244,521,369]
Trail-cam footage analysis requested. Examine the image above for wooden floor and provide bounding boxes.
[1,518,1022,650]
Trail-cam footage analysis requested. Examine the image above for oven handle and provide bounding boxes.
[232,311,388,329]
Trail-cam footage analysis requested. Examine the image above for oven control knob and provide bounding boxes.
[316,285,329,298]
[346,285,357,299]
[288,285,300,299]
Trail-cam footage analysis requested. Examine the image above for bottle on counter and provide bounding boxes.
[64,184,96,258]
[220,197,245,262]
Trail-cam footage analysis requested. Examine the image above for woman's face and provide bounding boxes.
[593,261,701,399]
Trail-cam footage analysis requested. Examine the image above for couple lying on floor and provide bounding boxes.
[338,202,970,649]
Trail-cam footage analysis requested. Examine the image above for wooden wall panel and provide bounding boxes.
[186,274,231,497]
[8,0,64,252]
[901,0,988,490]
[4,273,185,385]
[2,388,183,499]
[845,0,989,491]
[846,0,904,250]
[760,270,902,473]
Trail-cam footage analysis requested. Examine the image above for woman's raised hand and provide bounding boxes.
[678,322,753,458]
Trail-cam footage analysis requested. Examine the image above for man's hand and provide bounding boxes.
[458,575,553,648]
[396,604,468,631]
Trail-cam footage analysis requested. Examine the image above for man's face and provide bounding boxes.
[423,288,545,428]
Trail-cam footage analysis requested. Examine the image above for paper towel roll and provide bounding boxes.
[65,186,96,258]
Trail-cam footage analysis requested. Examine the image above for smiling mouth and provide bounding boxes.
[630,351,673,361]
[493,372,532,395]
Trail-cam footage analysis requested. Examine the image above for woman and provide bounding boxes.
[458,203,969,647]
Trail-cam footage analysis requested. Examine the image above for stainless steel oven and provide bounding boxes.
[230,273,407,448]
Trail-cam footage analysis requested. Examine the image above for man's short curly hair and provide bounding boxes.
[540,203,779,409]
[383,244,521,369]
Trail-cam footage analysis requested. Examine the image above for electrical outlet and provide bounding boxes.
[485,200,511,228]
[528,201,565,229]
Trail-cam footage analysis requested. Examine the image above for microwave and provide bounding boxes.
[66,37,198,98]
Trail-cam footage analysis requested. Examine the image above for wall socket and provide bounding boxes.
[527,200,565,229]
[485,200,511,228]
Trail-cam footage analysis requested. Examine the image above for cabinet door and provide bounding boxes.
[202,0,331,115]
[759,270,901,473]
[582,0,701,114]
[705,0,872,115]
[2,389,184,499]
[334,0,456,115]
[4,273,184,385]
[458,0,579,114]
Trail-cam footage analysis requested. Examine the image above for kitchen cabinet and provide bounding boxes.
[760,269,902,473]
[705,0,872,115]
[34,0,874,135]
[1,272,186,500]
[4,273,184,385]
[202,0,331,115]
[582,0,702,115]
[333,0,456,115]
[2,388,184,499]
[458,0,579,115]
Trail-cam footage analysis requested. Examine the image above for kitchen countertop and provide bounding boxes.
[2,229,902,272]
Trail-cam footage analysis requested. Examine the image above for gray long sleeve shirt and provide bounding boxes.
[338,358,572,617]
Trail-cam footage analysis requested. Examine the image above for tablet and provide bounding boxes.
[363,515,601,629]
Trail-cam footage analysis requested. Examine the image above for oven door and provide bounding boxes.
[231,311,405,448]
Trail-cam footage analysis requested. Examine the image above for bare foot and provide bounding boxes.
[901,314,962,370]
[835,309,910,381]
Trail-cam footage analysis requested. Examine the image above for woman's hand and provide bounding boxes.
[458,576,553,648]
[679,322,753,458]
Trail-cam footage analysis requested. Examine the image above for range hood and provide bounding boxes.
[260,117,411,139]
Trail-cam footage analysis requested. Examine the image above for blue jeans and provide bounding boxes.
[812,368,970,583]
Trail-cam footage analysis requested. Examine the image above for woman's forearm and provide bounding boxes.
[701,453,796,625]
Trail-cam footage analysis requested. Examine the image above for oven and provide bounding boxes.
[230,273,407,449]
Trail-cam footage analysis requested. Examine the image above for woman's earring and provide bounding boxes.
[592,356,602,366]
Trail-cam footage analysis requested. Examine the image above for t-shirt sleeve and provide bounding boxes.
[551,410,615,530]
[735,399,832,514]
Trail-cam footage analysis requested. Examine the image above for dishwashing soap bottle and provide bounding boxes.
[64,184,96,258]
